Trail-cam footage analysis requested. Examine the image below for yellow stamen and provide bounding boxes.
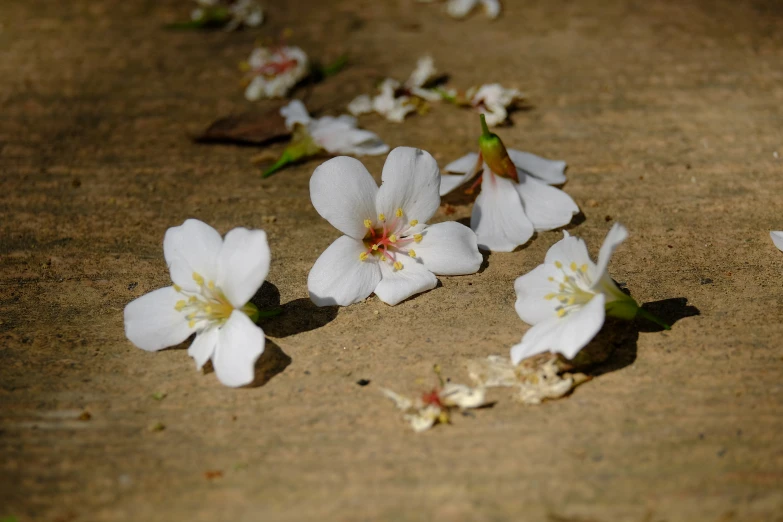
[414,234,423,243]
[174,300,186,311]
[408,249,416,258]
[364,219,372,228]
[393,261,403,270]
[547,277,555,282]
[580,264,588,273]
[188,296,198,303]
[395,208,404,218]
[379,213,386,222]
[173,284,182,292]
[359,252,369,261]
[554,261,563,269]
[559,283,566,291]
[192,272,204,285]
[557,309,567,318]
[204,305,212,315]
[544,293,556,300]
[409,220,418,227]
[388,234,397,243]
[566,297,576,306]
[188,320,196,328]
[371,243,379,251]
[570,262,577,272]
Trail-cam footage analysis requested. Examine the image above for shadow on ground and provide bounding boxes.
[570,297,700,377]
[250,282,338,338]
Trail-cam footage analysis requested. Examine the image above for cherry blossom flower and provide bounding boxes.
[243,45,309,100]
[511,223,669,365]
[440,115,578,251]
[171,0,263,30]
[262,100,388,177]
[382,382,486,432]
[467,83,523,126]
[124,219,271,387]
[418,0,501,19]
[347,56,441,123]
[308,147,483,306]
[771,231,783,251]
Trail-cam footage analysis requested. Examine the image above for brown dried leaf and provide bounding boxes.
[193,106,290,145]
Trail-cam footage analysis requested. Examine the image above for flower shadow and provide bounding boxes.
[249,281,338,337]
[568,297,699,377]
[246,339,291,388]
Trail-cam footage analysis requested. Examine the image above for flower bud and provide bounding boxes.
[477,114,518,182]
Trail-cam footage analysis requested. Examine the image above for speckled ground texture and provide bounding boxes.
[2,0,783,520]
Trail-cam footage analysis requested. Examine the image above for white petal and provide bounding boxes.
[407,405,440,432]
[280,99,311,129]
[515,176,579,231]
[771,231,783,252]
[244,77,265,101]
[163,219,223,292]
[376,147,441,224]
[381,388,414,410]
[508,149,567,185]
[188,327,218,370]
[212,311,265,387]
[347,94,373,116]
[439,173,474,196]
[405,56,436,89]
[479,0,501,18]
[479,106,507,127]
[471,173,534,252]
[444,153,480,174]
[310,156,379,239]
[414,222,482,275]
[544,231,594,269]
[439,383,486,408]
[595,223,628,279]
[447,0,478,18]
[510,293,606,364]
[308,236,382,306]
[513,263,563,325]
[216,228,270,308]
[311,116,388,156]
[374,255,437,306]
[124,287,194,352]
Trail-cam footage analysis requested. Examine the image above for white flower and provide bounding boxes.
[191,0,263,31]
[308,147,483,306]
[441,144,578,252]
[467,83,523,127]
[244,46,309,100]
[281,100,389,156]
[510,223,638,364]
[382,383,486,432]
[771,231,783,252]
[347,56,440,122]
[448,0,501,18]
[124,219,270,388]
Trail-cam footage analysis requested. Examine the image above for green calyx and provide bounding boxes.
[477,115,518,182]
[241,302,283,323]
[605,297,671,330]
[262,125,323,178]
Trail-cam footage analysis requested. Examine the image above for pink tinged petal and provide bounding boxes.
[510,293,606,364]
[771,231,783,252]
[544,231,594,269]
[310,156,379,239]
[374,256,438,306]
[471,174,534,252]
[595,223,628,279]
[124,286,194,352]
[376,147,441,224]
[163,219,223,292]
[514,264,563,325]
[308,236,382,306]
[216,228,270,308]
[212,310,265,388]
[188,327,218,370]
[415,222,482,275]
[515,176,579,231]
[508,149,567,185]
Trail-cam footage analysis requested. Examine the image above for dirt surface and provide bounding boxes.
[2,0,783,520]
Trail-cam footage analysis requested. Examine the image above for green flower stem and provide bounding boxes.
[636,308,671,330]
[256,307,283,319]
[480,113,491,136]
[262,150,297,178]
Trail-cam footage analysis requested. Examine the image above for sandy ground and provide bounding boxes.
[2,0,783,520]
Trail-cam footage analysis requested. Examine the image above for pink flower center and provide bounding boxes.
[359,210,423,270]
